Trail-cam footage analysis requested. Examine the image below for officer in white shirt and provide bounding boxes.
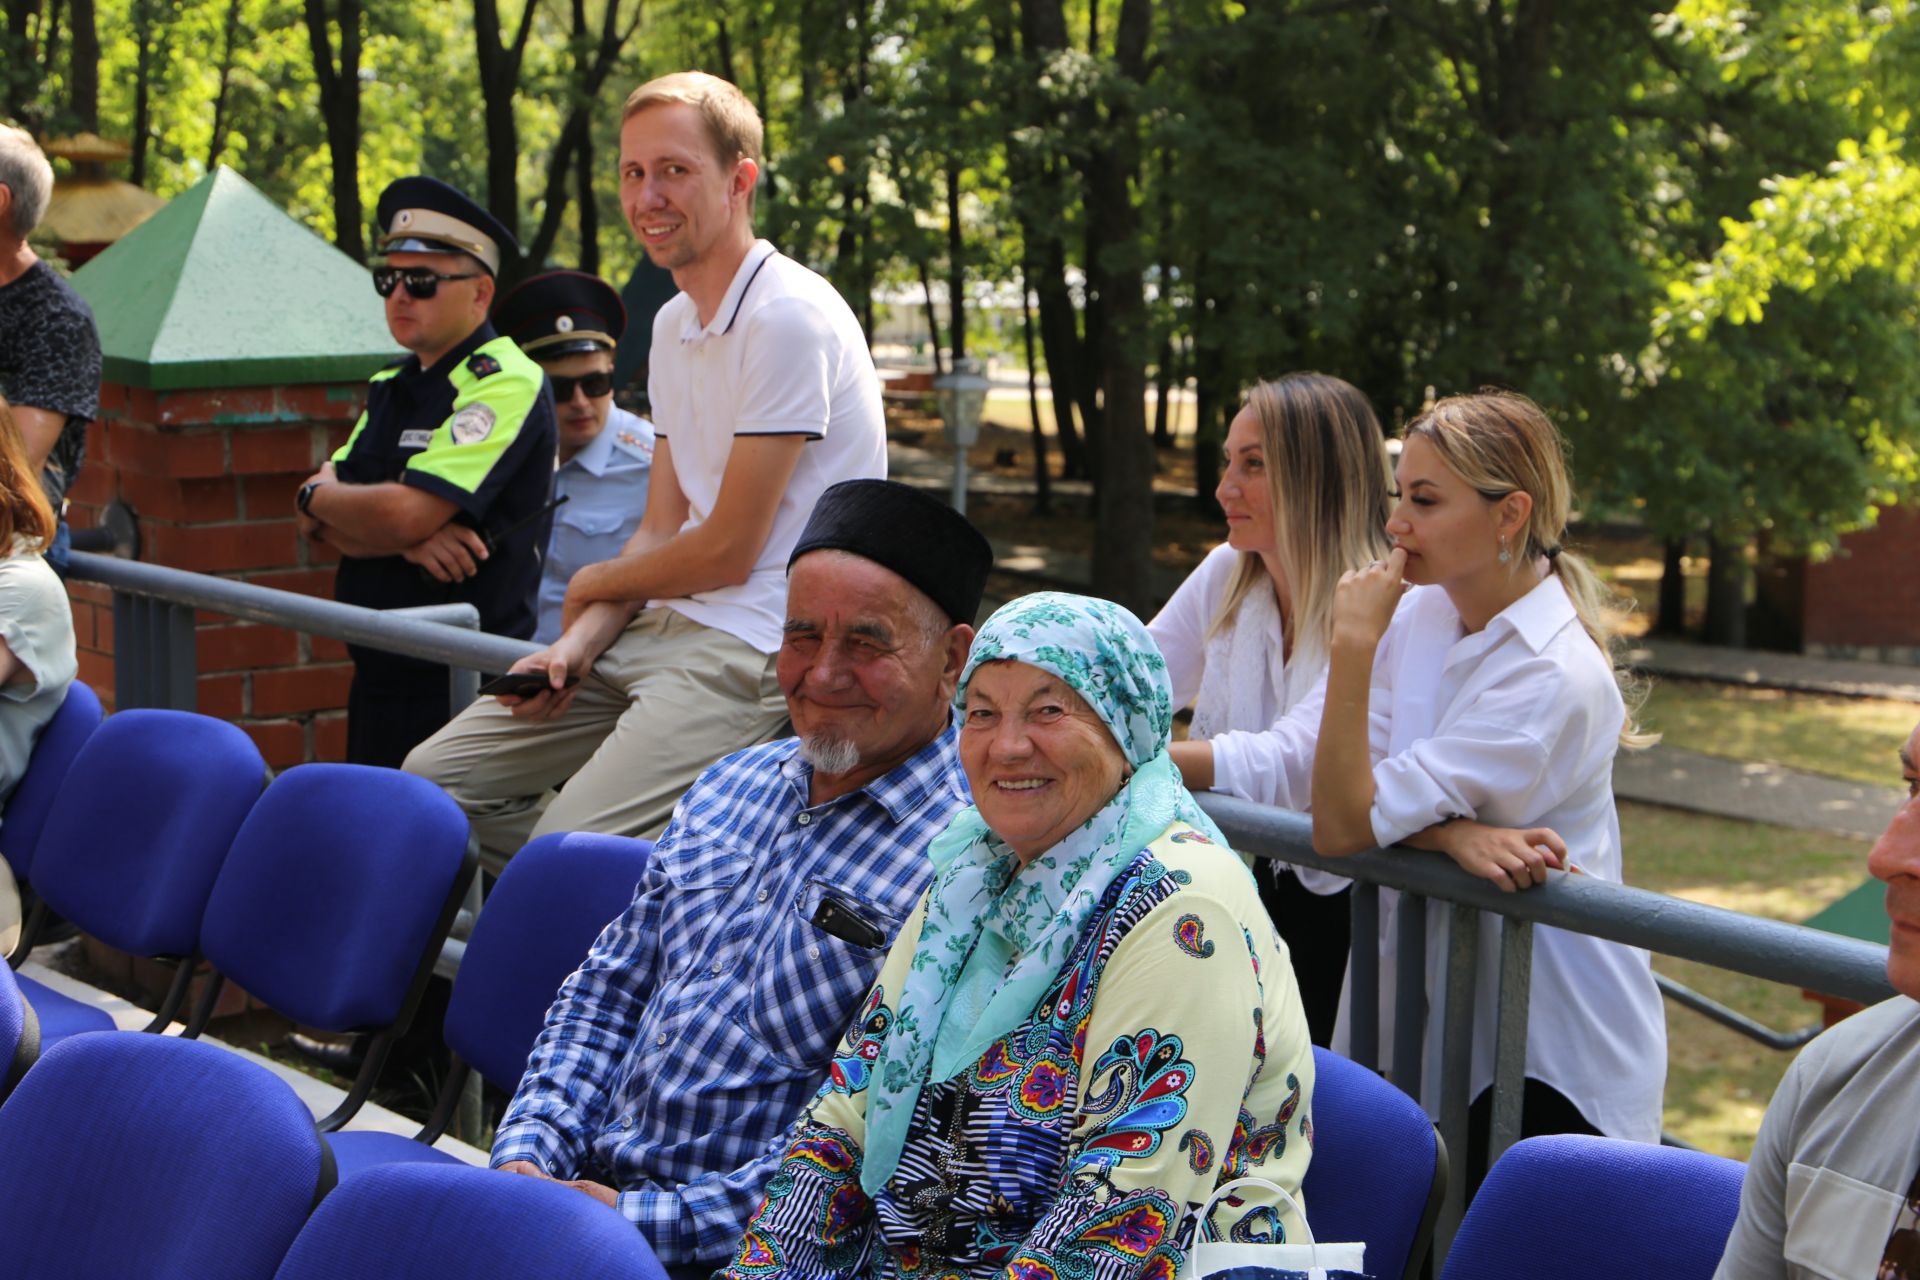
[1311,390,1666,1189]
[494,270,656,645]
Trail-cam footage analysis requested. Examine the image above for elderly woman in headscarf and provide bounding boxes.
[719,593,1315,1280]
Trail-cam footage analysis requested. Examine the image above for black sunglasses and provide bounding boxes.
[550,371,614,401]
[373,266,484,299]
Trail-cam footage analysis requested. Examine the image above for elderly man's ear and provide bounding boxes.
[941,624,975,691]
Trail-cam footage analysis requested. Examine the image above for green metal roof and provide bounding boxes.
[71,166,401,392]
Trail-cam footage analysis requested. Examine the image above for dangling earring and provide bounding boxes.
[1498,536,1511,565]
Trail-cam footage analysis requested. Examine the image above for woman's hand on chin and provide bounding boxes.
[1331,546,1407,652]
[1426,818,1567,892]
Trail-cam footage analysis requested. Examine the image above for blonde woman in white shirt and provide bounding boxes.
[1312,389,1666,1189]
[1151,372,1392,1045]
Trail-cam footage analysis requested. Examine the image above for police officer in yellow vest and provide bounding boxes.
[295,177,558,768]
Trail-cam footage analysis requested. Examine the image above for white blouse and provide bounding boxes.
[1148,543,1326,809]
[1350,576,1667,1142]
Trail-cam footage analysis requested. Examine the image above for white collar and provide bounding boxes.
[679,239,778,343]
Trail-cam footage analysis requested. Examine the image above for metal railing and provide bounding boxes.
[67,550,1898,1262]
[1194,792,1893,1255]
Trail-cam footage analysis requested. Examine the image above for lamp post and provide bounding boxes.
[935,357,991,515]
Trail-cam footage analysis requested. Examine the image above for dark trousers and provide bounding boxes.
[346,659,453,769]
[1258,864,1350,1047]
[1465,1077,1600,1195]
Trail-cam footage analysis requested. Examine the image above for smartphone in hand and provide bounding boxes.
[477,671,581,699]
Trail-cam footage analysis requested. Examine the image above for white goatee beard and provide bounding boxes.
[798,734,862,776]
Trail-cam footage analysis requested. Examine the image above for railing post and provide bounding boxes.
[1392,895,1428,1093]
[1434,902,1481,1260]
[1488,917,1534,1167]
[1347,883,1380,1071]
[112,590,145,709]
[164,602,197,710]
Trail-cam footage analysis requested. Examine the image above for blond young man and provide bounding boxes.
[404,72,885,862]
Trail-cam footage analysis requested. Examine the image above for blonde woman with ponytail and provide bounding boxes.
[1150,372,1393,1045]
[1311,388,1665,1187]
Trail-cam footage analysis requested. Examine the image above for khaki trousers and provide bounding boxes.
[0,859,18,957]
[403,607,788,867]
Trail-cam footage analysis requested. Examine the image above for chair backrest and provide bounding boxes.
[445,831,653,1091]
[198,763,474,1033]
[272,1161,668,1280]
[0,961,37,1100]
[28,707,266,957]
[1440,1134,1746,1280]
[0,1031,334,1280]
[1302,1047,1445,1280]
[0,681,103,883]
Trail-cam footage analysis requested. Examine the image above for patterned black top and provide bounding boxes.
[0,261,100,510]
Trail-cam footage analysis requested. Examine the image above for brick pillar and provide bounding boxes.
[1803,505,1920,665]
[64,381,369,768]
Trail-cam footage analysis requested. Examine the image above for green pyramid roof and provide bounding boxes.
[71,166,401,391]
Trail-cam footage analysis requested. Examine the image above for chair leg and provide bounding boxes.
[141,956,201,1033]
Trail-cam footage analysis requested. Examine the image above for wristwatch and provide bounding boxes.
[296,480,327,517]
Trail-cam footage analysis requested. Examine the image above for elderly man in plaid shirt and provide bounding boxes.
[492,481,993,1270]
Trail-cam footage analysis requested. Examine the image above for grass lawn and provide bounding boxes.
[1622,801,1877,1158]
[1638,679,1917,788]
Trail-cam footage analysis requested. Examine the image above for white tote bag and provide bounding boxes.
[1178,1177,1370,1280]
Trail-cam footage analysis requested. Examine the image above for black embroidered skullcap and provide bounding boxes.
[789,480,994,625]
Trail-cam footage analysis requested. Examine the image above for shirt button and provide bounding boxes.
[809,945,822,960]
[756,889,770,903]
[712,962,724,975]
[655,1033,667,1047]
[797,812,812,826]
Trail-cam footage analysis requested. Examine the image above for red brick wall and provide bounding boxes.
[64,381,366,769]
[1802,504,1920,656]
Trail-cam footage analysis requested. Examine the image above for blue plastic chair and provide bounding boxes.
[0,961,37,1102]
[1440,1134,1746,1280]
[0,1031,334,1280]
[1,681,102,962]
[272,1161,667,1279]
[1302,1047,1446,1280]
[186,763,477,1131]
[12,709,267,1045]
[327,831,653,1177]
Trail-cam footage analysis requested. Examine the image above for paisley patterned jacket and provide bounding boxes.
[722,821,1316,1280]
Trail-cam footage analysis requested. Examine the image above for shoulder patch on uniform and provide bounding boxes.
[467,352,502,379]
[399,428,435,449]
[449,403,497,445]
[613,427,654,461]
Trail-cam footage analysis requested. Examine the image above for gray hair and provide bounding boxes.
[0,126,53,238]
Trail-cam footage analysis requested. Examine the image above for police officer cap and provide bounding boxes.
[376,176,517,278]
[495,270,628,358]
[789,479,994,626]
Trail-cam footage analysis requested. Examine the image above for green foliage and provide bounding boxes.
[8,0,1920,558]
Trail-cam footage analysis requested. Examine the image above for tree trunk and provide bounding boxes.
[576,125,598,274]
[130,0,155,186]
[474,0,538,251]
[68,0,98,132]
[304,0,365,262]
[1031,257,1087,479]
[945,163,967,362]
[1654,537,1688,637]
[1703,536,1747,649]
[917,257,945,377]
[1083,0,1155,615]
[1152,332,1174,449]
[2,0,38,123]
[205,0,244,167]
[1021,274,1051,516]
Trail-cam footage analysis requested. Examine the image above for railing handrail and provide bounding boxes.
[1196,793,1894,1005]
[68,550,541,674]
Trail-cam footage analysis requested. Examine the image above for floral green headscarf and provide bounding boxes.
[859,591,1230,1193]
